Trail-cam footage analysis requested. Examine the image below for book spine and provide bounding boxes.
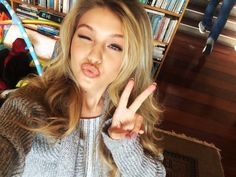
[16,7,38,18]
[19,4,38,13]
[167,0,177,11]
[159,17,170,41]
[151,0,157,6]
[62,0,70,13]
[155,0,164,8]
[145,8,165,16]
[38,10,63,23]
[16,11,38,19]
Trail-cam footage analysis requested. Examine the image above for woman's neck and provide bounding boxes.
[81,92,104,118]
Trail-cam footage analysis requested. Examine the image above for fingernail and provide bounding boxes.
[139,130,144,134]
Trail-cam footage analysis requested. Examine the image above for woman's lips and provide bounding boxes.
[81,63,100,78]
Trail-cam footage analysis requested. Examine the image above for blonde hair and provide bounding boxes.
[20,0,162,176]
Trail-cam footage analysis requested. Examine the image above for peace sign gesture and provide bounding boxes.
[108,79,157,140]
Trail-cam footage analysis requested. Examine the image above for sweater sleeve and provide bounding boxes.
[0,95,39,177]
[101,119,166,177]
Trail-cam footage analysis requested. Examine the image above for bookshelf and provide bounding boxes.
[140,0,189,80]
[9,0,74,40]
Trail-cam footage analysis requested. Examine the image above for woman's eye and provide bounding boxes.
[78,34,92,41]
[109,44,123,52]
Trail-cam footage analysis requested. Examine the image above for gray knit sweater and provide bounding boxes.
[0,89,166,177]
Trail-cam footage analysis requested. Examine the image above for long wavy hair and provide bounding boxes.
[19,0,162,176]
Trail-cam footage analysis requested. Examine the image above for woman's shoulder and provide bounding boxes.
[8,85,44,103]
[1,85,48,118]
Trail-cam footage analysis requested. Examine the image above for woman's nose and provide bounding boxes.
[87,44,103,64]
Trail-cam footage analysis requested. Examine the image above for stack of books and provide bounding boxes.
[15,3,62,38]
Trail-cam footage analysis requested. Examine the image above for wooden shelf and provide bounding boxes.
[142,1,190,80]
[153,40,168,46]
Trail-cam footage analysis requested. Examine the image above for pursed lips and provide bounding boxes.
[81,63,100,78]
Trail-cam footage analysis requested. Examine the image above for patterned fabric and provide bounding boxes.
[0,87,166,177]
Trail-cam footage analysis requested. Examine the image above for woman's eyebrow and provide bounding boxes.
[111,34,124,38]
[77,24,124,38]
[77,24,94,31]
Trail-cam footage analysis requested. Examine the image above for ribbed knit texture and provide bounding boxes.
[22,117,104,177]
[0,88,166,177]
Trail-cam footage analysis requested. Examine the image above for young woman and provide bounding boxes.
[0,0,166,176]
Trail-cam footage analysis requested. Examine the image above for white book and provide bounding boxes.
[155,0,164,8]
[68,0,77,10]
[161,0,168,9]
[154,46,165,51]
[176,0,186,14]
[62,0,70,13]
[168,0,177,11]
[39,0,46,7]
[173,0,180,13]
[151,0,157,6]
[145,8,165,16]
[58,0,63,13]
[163,20,177,43]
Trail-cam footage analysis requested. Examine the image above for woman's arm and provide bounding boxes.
[0,136,19,177]
[102,80,165,176]
[0,95,37,176]
[102,120,166,177]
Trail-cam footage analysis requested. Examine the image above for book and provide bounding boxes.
[145,8,165,16]
[151,0,157,6]
[163,19,177,43]
[16,11,38,19]
[158,17,170,42]
[155,0,164,8]
[39,0,46,8]
[176,0,186,14]
[18,4,38,14]
[16,7,38,18]
[54,0,59,11]
[151,15,162,39]
[38,10,63,23]
[62,0,70,13]
[167,0,177,11]
[155,17,165,40]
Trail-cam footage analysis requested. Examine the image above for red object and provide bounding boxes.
[4,38,29,67]
[0,80,7,90]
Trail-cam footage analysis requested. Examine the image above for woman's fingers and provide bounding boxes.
[110,81,156,140]
[108,114,144,140]
[118,79,135,108]
[129,83,156,112]
[108,126,129,140]
[126,115,144,139]
[138,124,145,134]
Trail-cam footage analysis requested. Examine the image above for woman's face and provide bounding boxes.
[70,7,124,93]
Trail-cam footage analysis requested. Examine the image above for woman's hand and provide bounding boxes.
[108,79,157,140]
